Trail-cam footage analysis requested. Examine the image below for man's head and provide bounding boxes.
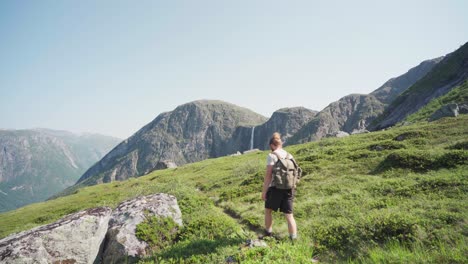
[269,132,282,151]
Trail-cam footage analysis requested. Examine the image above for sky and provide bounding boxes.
[0,1,467,139]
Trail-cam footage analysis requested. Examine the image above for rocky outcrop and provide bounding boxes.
[72,100,267,189]
[372,42,468,130]
[0,193,182,264]
[0,207,112,264]
[101,194,182,263]
[0,129,121,213]
[429,104,459,121]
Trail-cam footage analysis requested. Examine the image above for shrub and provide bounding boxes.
[368,140,406,151]
[447,141,468,150]
[375,150,436,173]
[135,215,180,252]
[393,131,428,141]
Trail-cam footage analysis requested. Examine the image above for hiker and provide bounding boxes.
[261,132,300,240]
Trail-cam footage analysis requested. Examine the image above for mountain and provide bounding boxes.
[371,42,468,130]
[0,129,120,212]
[249,107,318,150]
[289,57,442,143]
[290,94,385,143]
[73,100,268,188]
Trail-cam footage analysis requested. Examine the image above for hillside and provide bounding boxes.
[0,129,121,212]
[1,115,466,263]
[372,42,468,130]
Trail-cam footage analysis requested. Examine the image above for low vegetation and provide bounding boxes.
[0,116,467,263]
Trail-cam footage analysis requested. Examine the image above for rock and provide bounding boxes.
[243,149,260,154]
[458,103,468,114]
[0,207,112,264]
[229,151,242,156]
[155,160,177,170]
[245,239,268,248]
[225,256,236,263]
[101,193,183,263]
[429,103,459,121]
[351,129,369,135]
[329,131,350,138]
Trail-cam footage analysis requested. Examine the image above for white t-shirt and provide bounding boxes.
[266,149,292,166]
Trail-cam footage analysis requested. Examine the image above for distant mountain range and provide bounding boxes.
[0,129,121,212]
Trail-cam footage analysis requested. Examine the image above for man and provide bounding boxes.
[261,132,298,240]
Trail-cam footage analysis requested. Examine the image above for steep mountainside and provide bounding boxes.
[74,100,268,187]
[371,57,444,104]
[0,129,120,212]
[372,42,468,130]
[289,56,443,143]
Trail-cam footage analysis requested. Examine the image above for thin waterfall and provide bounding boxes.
[250,127,255,150]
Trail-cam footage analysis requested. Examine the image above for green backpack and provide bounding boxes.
[271,152,302,189]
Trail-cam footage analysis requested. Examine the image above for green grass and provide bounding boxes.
[0,116,467,263]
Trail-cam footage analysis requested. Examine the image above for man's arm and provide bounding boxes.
[262,165,273,201]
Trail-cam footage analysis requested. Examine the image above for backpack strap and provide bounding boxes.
[272,152,283,160]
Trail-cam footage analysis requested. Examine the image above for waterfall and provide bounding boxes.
[250,127,255,150]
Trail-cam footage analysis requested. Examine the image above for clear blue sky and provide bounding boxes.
[1,1,466,139]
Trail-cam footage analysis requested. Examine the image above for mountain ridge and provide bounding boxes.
[0,129,121,212]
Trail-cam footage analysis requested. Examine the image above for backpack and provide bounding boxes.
[271,152,302,189]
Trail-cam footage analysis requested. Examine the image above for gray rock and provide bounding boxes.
[351,129,369,135]
[429,103,459,121]
[243,149,261,154]
[229,151,242,156]
[458,103,468,114]
[329,131,350,138]
[155,160,177,169]
[0,207,112,264]
[101,193,182,263]
[245,239,268,248]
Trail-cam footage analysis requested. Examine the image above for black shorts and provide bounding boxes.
[265,187,294,214]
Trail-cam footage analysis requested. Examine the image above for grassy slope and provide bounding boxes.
[0,116,467,263]
[405,80,468,123]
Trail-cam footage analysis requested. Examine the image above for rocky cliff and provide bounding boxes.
[0,129,120,212]
[371,42,468,130]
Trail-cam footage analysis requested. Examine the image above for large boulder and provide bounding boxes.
[429,103,459,121]
[0,207,112,264]
[101,193,183,263]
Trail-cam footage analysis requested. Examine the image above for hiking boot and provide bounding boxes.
[258,230,273,239]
